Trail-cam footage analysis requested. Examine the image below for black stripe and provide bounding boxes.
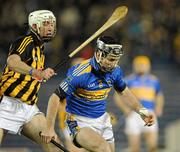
[27,81,39,101]
[4,75,25,95]
[15,79,33,98]
[27,82,39,101]
[0,96,3,103]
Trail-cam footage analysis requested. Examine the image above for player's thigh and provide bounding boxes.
[76,127,111,152]
[0,128,7,145]
[127,133,141,151]
[22,114,61,152]
[144,131,158,148]
[109,142,115,152]
[21,114,47,142]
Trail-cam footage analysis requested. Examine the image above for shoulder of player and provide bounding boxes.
[11,34,34,50]
[112,66,124,75]
[70,59,92,77]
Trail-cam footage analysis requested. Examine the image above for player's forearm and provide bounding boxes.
[118,87,143,112]
[114,92,132,115]
[155,93,164,116]
[46,93,60,130]
[156,93,164,109]
[7,54,32,75]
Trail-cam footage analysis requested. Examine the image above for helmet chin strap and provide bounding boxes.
[30,28,43,42]
[30,28,54,43]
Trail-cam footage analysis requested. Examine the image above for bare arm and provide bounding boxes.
[46,93,61,130]
[7,54,32,75]
[155,92,164,117]
[40,93,63,143]
[116,87,143,112]
[116,87,154,126]
[7,54,55,80]
[113,92,132,116]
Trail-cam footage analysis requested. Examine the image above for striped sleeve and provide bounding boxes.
[54,65,86,98]
[9,36,34,61]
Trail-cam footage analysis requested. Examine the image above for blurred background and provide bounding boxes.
[0,0,180,152]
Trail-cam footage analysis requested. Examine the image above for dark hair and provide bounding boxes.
[98,36,117,44]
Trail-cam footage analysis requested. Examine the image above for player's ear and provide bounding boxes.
[95,51,101,60]
[32,24,38,31]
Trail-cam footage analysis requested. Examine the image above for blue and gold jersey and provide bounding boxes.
[56,57,126,118]
[125,74,161,110]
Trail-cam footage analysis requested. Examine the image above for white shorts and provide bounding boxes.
[125,111,158,135]
[66,112,114,143]
[0,96,42,135]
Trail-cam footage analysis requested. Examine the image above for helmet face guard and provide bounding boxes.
[95,38,123,72]
[28,10,56,42]
[96,38,123,57]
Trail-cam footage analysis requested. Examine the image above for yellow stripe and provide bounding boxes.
[34,97,38,104]
[31,49,37,68]
[58,99,67,130]
[78,65,91,76]
[36,47,41,69]
[19,39,33,54]
[21,80,38,101]
[130,87,156,101]
[4,66,10,74]
[0,73,20,93]
[42,54,45,69]
[76,88,111,101]
[0,72,14,84]
[16,36,31,53]
[27,94,37,104]
[23,81,40,104]
[9,75,31,97]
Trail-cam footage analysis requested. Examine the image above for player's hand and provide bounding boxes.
[41,68,56,80]
[39,128,57,144]
[32,68,56,82]
[138,108,155,126]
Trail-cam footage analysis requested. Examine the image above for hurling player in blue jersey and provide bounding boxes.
[40,36,154,152]
[114,56,164,152]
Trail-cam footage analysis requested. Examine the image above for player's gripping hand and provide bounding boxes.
[30,68,56,82]
[138,108,155,126]
[39,128,57,144]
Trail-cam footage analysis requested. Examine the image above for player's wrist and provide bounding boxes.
[29,68,43,78]
[137,107,149,117]
[29,68,34,76]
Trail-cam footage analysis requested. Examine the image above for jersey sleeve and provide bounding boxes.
[8,37,34,61]
[54,66,82,100]
[113,67,127,92]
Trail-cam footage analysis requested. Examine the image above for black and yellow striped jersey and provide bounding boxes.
[0,33,45,105]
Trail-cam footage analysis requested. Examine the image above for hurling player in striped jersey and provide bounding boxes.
[40,36,155,152]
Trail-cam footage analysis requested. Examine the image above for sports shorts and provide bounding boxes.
[125,111,158,135]
[0,96,42,134]
[66,112,114,143]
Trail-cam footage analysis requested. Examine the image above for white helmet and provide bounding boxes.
[28,10,56,42]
